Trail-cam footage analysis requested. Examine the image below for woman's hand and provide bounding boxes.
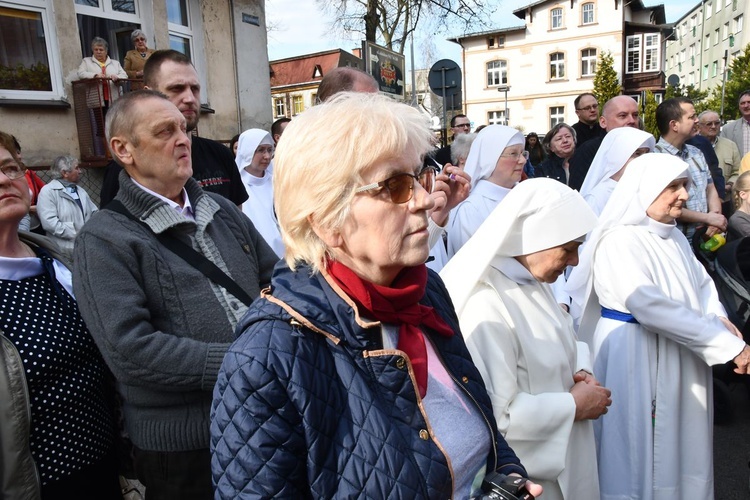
[508,474,544,498]
[570,380,611,421]
[429,165,471,227]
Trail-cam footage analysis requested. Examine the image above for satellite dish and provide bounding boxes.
[667,74,680,86]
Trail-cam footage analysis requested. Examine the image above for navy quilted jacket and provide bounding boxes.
[210,262,526,498]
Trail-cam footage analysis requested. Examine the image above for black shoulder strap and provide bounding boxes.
[106,200,254,306]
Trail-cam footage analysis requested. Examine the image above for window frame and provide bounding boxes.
[166,0,207,104]
[549,52,565,80]
[74,0,140,22]
[550,7,563,30]
[486,59,508,87]
[644,33,660,72]
[292,94,303,115]
[626,34,642,74]
[274,96,285,118]
[0,0,65,100]
[549,106,565,128]
[581,2,595,25]
[734,15,743,33]
[581,48,597,77]
[487,110,507,126]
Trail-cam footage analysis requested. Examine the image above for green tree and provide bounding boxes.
[592,51,620,105]
[664,83,708,109]
[642,90,659,138]
[703,44,750,121]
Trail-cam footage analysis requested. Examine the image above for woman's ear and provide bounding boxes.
[308,214,343,249]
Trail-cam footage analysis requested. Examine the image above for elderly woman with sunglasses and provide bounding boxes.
[210,92,541,499]
[0,131,120,498]
[123,30,154,90]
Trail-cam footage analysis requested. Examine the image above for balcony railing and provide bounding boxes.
[72,78,141,167]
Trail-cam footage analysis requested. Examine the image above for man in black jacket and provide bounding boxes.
[100,50,247,208]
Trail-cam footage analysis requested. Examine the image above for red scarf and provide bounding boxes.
[326,260,454,398]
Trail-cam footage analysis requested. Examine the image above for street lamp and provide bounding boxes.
[497,85,511,125]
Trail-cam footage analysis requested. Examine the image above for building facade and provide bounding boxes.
[269,49,362,119]
[0,0,271,168]
[664,0,748,93]
[450,0,668,135]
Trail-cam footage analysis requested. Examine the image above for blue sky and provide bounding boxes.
[266,0,698,67]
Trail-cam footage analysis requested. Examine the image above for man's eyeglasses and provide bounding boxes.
[499,150,529,161]
[576,104,598,112]
[700,121,721,127]
[0,161,27,180]
[355,166,437,204]
[453,123,471,129]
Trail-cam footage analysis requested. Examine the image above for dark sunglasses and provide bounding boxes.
[355,166,437,204]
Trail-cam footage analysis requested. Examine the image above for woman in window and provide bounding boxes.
[123,30,155,90]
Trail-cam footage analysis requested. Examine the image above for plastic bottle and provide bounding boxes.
[700,233,726,252]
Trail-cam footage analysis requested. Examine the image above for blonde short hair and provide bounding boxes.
[273,91,434,273]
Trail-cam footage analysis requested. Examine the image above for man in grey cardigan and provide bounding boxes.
[73,90,278,499]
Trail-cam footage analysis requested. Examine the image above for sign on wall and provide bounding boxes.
[362,41,405,100]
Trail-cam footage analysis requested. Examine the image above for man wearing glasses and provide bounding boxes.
[571,93,605,147]
[433,114,472,167]
[698,109,741,199]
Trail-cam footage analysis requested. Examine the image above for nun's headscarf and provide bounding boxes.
[566,153,689,328]
[441,178,598,315]
[578,128,655,201]
[462,125,524,189]
[235,128,274,173]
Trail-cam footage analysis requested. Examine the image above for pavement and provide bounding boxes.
[714,372,750,499]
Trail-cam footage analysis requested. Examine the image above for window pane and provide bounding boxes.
[169,34,191,59]
[167,0,189,26]
[75,0,100,7]
[0,7,52,91]
[112,0,136,14]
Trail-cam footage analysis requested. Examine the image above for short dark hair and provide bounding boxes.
[316,67,377,103]
[656,97,693,135]
[574,93,596,109]
[105,89,169,148]
[272,117,291,138]
[738,89,750,103]
[542,123,576,154]
[143,50,193,88]
[450,114,468,128]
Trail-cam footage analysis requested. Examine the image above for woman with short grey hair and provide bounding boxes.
[36,155,98,256]
[124,29,154,86]
[450,132,477,170]
[537,123,577,185]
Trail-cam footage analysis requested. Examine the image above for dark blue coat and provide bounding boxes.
[210,262,526,498]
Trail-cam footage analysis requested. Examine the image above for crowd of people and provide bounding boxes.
[5,40,750,500]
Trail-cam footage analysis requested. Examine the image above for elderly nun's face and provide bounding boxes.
[646,178,689,224]
[488,144,526,188]
[516,240,582,283]
[330,147,435,286]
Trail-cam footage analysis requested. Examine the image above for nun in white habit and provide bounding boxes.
[235,129,284,258]
[447,125,525,258]
[441,178,610,500]
[578,127,655,216]
[574,153,750,500]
